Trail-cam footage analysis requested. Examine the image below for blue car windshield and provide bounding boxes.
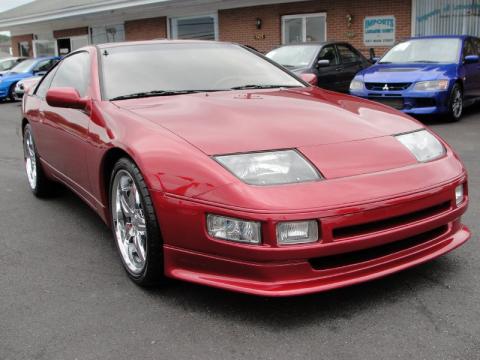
[379,38,461,64]
[9,59,36,73]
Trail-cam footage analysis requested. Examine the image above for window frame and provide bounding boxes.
[281,12,327,44]
[168,14,219,41]
[18,41,30,57]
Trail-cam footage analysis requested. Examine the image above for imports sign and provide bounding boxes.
[364,16,396,47]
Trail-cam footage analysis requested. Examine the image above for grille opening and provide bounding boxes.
[333,201,451,240]
[365,83,412,91]
[310,225,448,271]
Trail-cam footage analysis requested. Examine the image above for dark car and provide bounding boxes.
[266,42,371,93]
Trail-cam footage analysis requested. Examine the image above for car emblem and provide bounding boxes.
[383,84,389,91]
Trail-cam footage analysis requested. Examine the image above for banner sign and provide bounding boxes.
[364,16,396,47]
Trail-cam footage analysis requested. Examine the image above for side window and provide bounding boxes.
[463,39,476,58]
[35,67,58,99]
[32,60,50,72]
[50,52,90,97]
[337,45,361,64]
[318,45,339,65]
[473,38,480,56]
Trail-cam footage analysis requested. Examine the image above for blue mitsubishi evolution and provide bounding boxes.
[349,36,480,121]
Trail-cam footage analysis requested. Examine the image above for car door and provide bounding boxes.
[315,45,342,91]
[38,52,93,198]
[335,44,365,93]
[461,38,477,99]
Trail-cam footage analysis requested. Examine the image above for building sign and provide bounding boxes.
[363,16,396,47]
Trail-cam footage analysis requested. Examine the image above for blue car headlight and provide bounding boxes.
[413,80,449,91]
[350,79,364,91]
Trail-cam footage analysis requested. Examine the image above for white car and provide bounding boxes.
[13,76,41,100]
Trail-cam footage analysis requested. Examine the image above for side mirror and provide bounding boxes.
[300,73,318,86]
[317,59,330,67]
[46,87,87,110]
[464,55,479,64]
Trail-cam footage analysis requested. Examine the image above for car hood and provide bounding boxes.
[114,88,423,178]
[358,63,457,83]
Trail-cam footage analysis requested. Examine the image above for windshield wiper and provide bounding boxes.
[378,61,392,64]
[408,60,439,63]
[110,89,220,101]
[229,84,299,90]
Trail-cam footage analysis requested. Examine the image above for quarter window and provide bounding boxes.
[282,13,326,44]
[50,52,90,97]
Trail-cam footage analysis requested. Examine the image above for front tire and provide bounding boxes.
[8,83,18,102]
[447,84,463,122]
[110,158,165,286]
[23,124,54,197]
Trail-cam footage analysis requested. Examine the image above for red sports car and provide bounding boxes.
[22,40,470,296]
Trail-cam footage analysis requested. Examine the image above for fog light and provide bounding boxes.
[277,220,319,245]
[455,184,464,207]
[207,214,261,244]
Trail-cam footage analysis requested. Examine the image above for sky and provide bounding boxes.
[0,0,35,36]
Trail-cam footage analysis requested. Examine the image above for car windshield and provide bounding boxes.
[380,38,461,64]
[101,43,305,100]
[10,59,36,73]
[266,45,318,68]
[0,59,16,71]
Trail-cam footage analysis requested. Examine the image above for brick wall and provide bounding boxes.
[11,34,33,57]
[53,27,88,39]
[219,0,411,55]
[125,17,167,41]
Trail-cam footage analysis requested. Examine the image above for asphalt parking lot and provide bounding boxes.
[0,101,479,360]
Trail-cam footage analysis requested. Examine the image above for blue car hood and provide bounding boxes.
[0,73,32,84]
[358,63,457,83]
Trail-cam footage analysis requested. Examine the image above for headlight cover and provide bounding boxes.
[207,214,261,244]
[413,80,449,91]
[395,130,446,162]
[349,79,364,91]
[215,149,321,185]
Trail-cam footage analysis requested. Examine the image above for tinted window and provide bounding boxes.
[463,39,477,57]
[50,52,90,97]
[318,45,339,65]
[337,45,360,64]
[35,68,58,99]
[32,59,58,72]
[102,43,304,100]
[474,38,480,55]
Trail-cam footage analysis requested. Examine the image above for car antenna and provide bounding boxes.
[102,50,109,56]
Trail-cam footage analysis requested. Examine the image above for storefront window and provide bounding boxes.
[18,41,30,57]
[282,13,326,44]
[91,24,125,44]
[170,15,217,40]
[32,40,56,57]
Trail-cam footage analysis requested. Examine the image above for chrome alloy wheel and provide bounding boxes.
[23,127,37,190]
[452,88,463,119]
[112,170,148,274]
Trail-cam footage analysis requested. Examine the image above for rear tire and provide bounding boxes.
[23,124,54,197]
[447,83,463,122]
[110,158,165,286]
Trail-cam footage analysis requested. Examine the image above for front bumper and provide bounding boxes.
[153,176,469,296]
[350,87,450,115]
